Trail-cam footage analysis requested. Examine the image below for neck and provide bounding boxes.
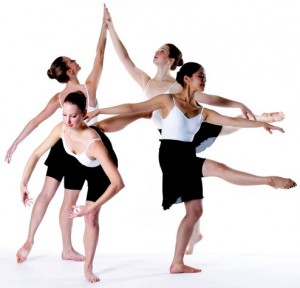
[154,65,173,81]
[177,87,197,103]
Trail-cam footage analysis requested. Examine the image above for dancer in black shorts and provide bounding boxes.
[20,91,125,283]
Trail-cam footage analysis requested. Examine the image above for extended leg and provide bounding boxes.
[202,159,296,189]
[16,177,60,263]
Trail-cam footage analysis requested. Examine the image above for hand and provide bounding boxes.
[240,104,256,121]
[20,184,33,207]
[84,110,99,123]
[68,205,89,218]
[263,123,284,134]
[103,4,113,29]
[5,143,17,163]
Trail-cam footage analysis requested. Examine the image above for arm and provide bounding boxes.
[104,5,150,89]
[95,111,152,133]
[203,108,284,134]
[20,123,62,206]
[195,91,256,120]
[69,140,125,217]
[84,4,108,106]
[5,94,60,163]
[85,94,169,121]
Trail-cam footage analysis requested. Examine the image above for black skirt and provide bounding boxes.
[159,140,205,210]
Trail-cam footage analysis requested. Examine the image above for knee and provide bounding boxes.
[186,209,202,224]
[211,161,229,175]
[85,214,99,229]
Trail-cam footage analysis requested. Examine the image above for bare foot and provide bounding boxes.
[255,112,285,123]
[270,177,297,189]
[84,263,100,283]
[185,234,203,255]
[61,249,85,262]
[170,263,201,274]
[16,240,33,263]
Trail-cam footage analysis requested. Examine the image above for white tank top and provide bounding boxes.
[143,80,177,129]
[62,130,101,167]
[59,85,99,125]
[161,97,204,142]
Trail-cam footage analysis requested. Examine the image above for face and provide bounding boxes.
[189,67,206,91]
[153,45,171,66]
[62,102,83,128]
[63,57,81,74]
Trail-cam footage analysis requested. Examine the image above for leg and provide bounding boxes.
[170,199,202,274]
[220,112,285,136]
[16,176,60,263]
[83,201,101,283]
[185,219,203,255]
[202,159,296,189]
[60,189,85,261]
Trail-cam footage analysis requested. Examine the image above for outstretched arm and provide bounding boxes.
[195,91,256,120]
[104,5,150,89]
[20,123,61,206]
[5,94,60,163]
[95,111,152,133]
[203,108,284,134]
[85,94,169,122]
[69,140,125,217]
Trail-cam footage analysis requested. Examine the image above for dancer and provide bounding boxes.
[90,6,284,254]
[13,4,113,263]
[84,62,296,273]
[21,91,124,283]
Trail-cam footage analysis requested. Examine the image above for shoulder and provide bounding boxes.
[84,126,102,141]
[170,82,183,93]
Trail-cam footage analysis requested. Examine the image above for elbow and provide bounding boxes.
[118,179,125,191]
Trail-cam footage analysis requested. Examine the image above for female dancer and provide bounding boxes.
[12,4,119,263]
[21,91,124,283]
[84,62,296,273]
[92,6,284,254]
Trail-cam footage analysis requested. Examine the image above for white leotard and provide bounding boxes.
[161,96,204,142]
[143,80,177,129]
[62,130,101,167]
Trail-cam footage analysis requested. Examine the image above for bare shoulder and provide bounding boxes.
[170,82,183,93]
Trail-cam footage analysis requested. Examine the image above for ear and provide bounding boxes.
[82,109,87,117]
[66,69,73,76]
[183,75,190,85]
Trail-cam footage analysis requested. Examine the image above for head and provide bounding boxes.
[176,62,206,91]
[153,44,183,70]
[62,91,87,128]
[47,56,80,83]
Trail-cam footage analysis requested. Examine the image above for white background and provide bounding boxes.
[0,0,299,287]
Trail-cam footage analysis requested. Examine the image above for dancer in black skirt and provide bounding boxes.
[87,62,296,274]
[97,5,285,254]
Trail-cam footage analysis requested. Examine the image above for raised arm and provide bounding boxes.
[69,140,125,217]
[195,91,256,120]
[203,108,284,134]
[5,94,60,163]
[20,123,61,206]
[104,5,150,89]
[84,4,108,105]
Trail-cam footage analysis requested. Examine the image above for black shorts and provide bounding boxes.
[64,126,118,202]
